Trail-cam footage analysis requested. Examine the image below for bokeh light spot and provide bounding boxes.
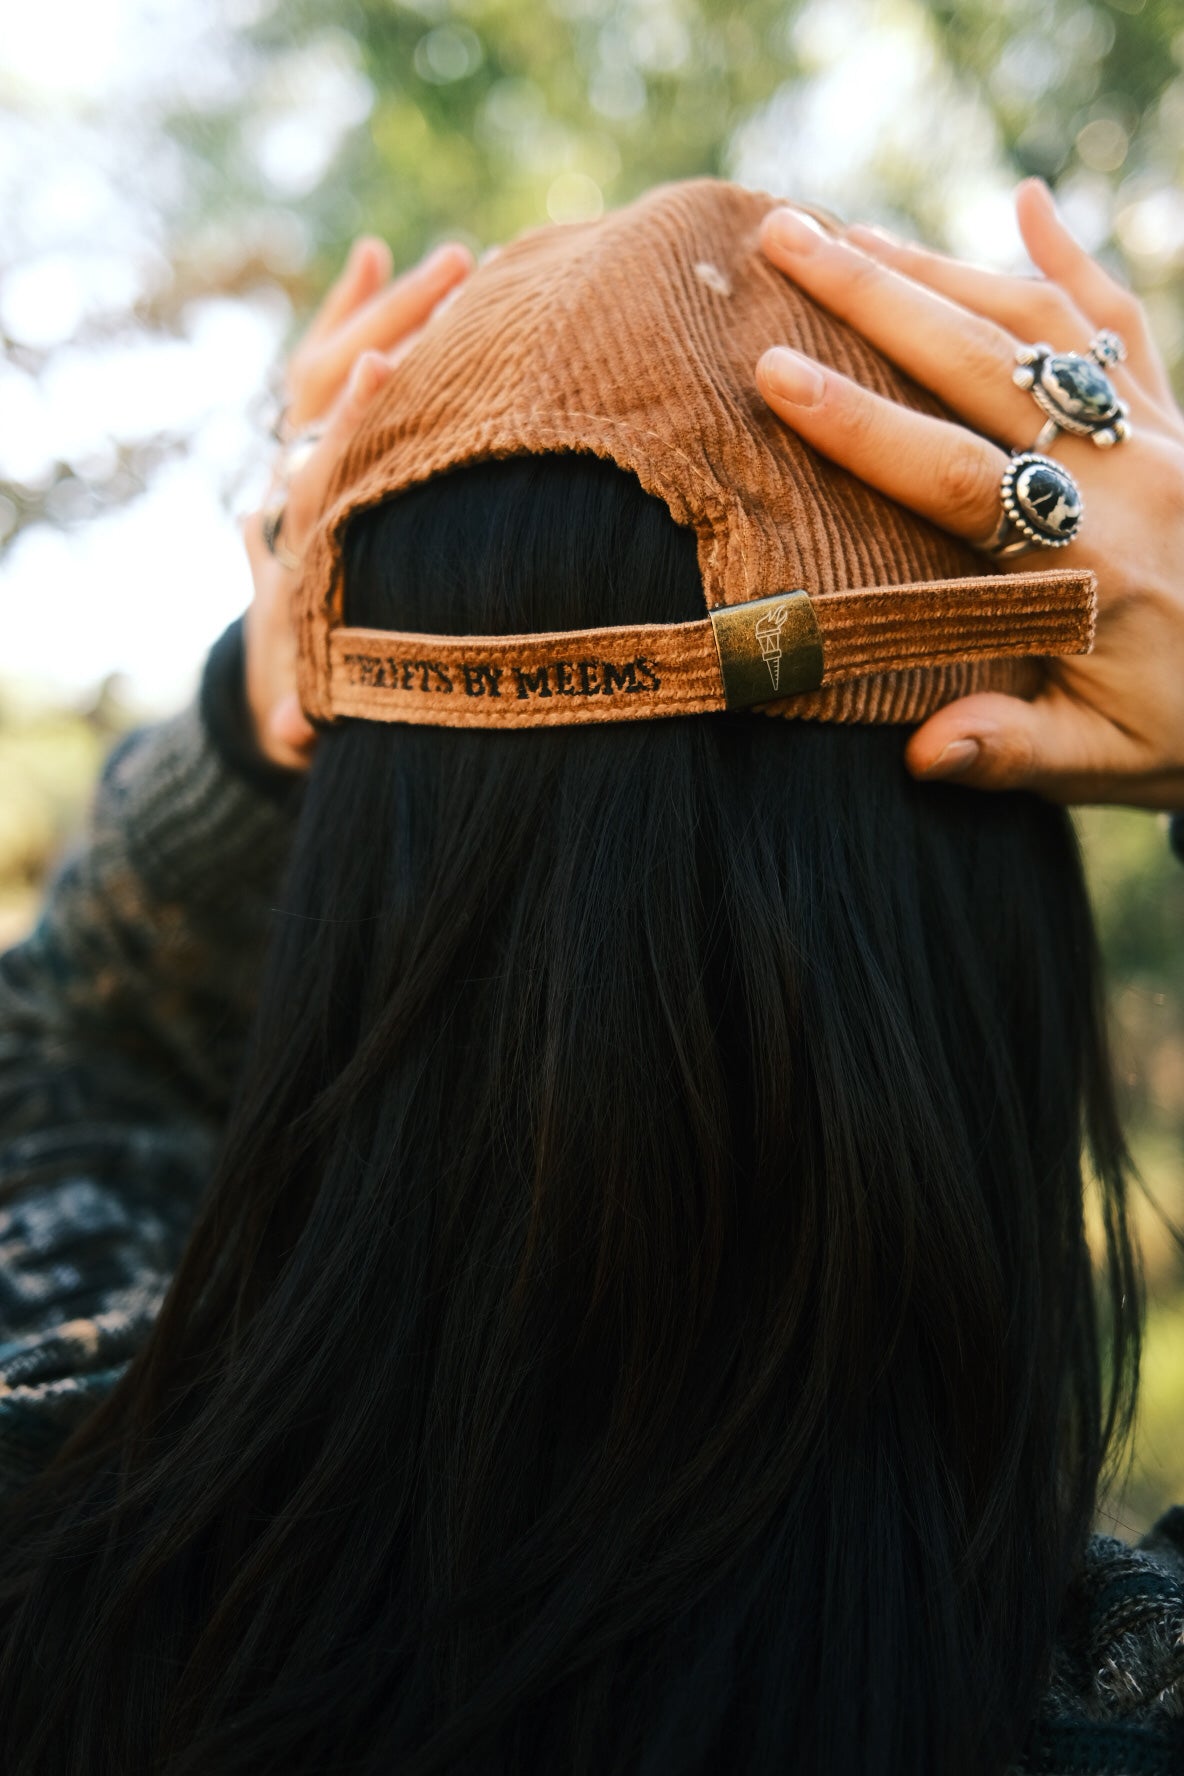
[415,26,484,85]
[546,173,604,224]
[1075,117,1129,173]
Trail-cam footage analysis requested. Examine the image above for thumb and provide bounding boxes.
[904,690,1118,800]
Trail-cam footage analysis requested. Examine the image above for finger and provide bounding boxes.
[845,204,1162,425]
[282,350,394,554]
[903,688,1143,803]
[761,207,1035,448]
[267,692,318,771]
[307,242,473,408]
[303,236,394,347]
[240,507,272,576]
[1014,179,1175,410]
[756,345,1010,542]
[843,224,1094,355]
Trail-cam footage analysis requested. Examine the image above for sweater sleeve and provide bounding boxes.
[0,631,302,1496]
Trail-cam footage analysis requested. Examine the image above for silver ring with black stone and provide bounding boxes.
[258,425,324,572]
[979,452,1084,558]
[260,496,303,571]
[1013,329,1131,451]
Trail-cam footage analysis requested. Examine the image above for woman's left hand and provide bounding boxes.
[241,235,473,771]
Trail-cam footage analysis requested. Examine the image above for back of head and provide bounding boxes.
[0,205,1134,1776]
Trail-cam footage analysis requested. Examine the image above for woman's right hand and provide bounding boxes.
[756,180,1184,810]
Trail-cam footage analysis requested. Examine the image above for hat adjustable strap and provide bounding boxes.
[319,567,1096,728]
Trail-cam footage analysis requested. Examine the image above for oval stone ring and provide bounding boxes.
[1013,329,1131,450]
[979,451,1084,558]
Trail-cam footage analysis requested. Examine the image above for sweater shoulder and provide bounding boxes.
[1017,1513,1184,1773]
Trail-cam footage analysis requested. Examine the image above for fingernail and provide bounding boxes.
[763,207,827,256]
[758,346,825,407]
[921,739,980,779]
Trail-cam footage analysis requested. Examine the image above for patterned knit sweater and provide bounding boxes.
[0,625,1181,1773]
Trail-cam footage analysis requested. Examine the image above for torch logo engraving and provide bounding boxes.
[753,602,791,691]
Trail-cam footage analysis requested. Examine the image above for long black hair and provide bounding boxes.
[0,455,1140,1774]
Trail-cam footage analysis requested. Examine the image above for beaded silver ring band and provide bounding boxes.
[980,452,1084,559]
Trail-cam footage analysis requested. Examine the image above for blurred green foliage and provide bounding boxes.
[1076,807,1184,1526]
[2,0,1182,1527]
[256,0,799,256]
[934,0,1182,184]
[220,0,1184,383]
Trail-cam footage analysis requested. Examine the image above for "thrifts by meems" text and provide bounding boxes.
[342,653,663,700]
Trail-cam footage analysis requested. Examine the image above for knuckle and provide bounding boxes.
[980,727,1037,788]
[955,321,1011,389]
[1027,281,1077,338]
[935,443,998,523]
[844,249,885,304]
[830,386,881,450]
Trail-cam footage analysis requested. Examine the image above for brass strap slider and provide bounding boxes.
[709,591,825,710]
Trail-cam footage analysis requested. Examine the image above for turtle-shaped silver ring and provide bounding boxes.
[1013,329,1131,450]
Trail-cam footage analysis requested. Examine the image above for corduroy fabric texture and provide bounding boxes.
[296,177,1096,728]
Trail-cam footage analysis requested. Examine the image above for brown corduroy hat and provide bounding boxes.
[296,178,1095,730]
